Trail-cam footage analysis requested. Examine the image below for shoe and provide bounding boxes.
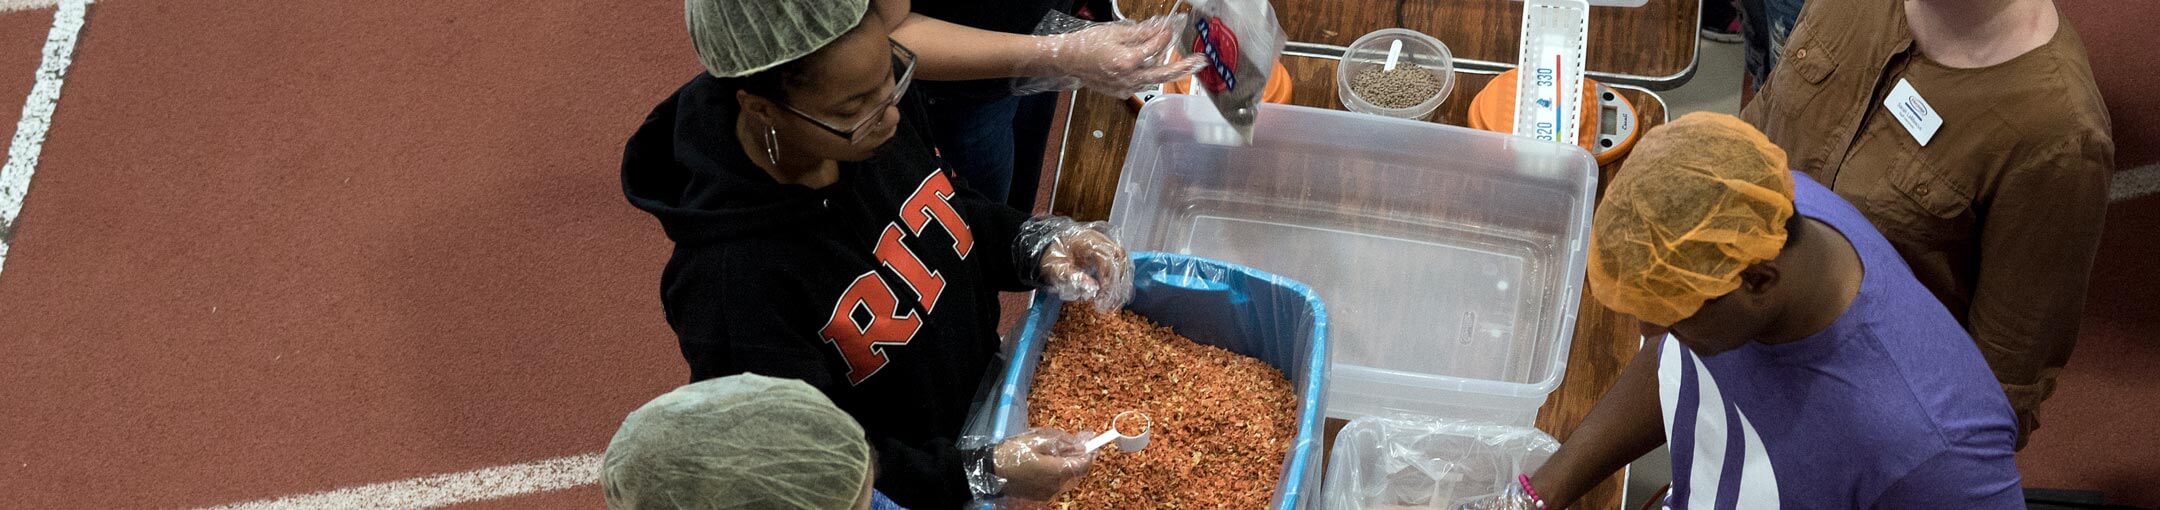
[1701,0,1743,43]
[1701,17,1743,43]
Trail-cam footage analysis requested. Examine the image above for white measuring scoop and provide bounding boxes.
[1082,410,1152,453]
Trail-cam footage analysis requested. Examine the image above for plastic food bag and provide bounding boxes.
[1322,415,1560,510]
[1180,0,1286,144]
[1015,11,1203,98]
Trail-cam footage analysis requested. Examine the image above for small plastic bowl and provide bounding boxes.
[1337,28,1455,120]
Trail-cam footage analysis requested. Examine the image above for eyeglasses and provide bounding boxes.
[774,40,916,143]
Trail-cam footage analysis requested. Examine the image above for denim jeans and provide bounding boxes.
[1742,0,1807,88]
[923,92,1056,211]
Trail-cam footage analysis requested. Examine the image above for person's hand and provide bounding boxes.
[1031,219,1133,312]
[1454,477,1542,510]
[1032,14,1206,97]
[993,428,1093,503]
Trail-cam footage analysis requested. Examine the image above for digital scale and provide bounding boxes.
[1468,0,1641,164]
[1470,71,1641,165]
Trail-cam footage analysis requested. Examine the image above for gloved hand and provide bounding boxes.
[993,428,1094,504]
[1020,13,1207,97]
[1016,216,1134,313]
[1454,478,1543,510]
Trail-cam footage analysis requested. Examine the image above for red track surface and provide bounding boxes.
[458,486,604,510]
[0,1,695,507]
[0,8,43,125]
[0,1,2151,509]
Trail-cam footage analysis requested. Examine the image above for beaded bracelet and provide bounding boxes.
[1518,474,1549,510]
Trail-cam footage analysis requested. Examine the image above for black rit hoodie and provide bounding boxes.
[623,74,1034,509]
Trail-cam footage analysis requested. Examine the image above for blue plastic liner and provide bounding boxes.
[974,252,1331,510]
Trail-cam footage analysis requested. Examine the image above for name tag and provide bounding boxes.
[1883,78,1942,146]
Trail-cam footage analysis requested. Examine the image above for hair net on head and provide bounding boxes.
[602,374,872,510]
[685,0,871,78]
[1587,112,1795,327]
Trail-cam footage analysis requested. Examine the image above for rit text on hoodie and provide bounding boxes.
[622,74,1032,509]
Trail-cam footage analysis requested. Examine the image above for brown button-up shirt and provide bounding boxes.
[1741,0,2114,446]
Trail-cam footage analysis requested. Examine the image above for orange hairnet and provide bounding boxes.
[1587,112,1794,326]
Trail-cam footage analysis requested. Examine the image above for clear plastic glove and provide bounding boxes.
[1016,216,1134,313]
[1454,479,1542,510]
[993,428,1094,504]
[1020,12,1207,97]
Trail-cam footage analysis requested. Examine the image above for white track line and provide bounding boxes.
[2111,163,2160,203]
[0,0,87,281]
[0,0,63,13]
[200,453,602,510]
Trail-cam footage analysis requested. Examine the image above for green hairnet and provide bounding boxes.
[1587,112,1794,326]
[602,374,872,510]
[685,0,872,78]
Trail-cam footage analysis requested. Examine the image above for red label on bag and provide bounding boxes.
[1191,16,1240,93]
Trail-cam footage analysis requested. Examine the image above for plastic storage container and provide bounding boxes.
[1322,415,1560,509]
[1108,95,1597,426]
[975,252,1332,510]
[1338,28,1455,120]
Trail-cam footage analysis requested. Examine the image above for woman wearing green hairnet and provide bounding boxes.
[602,374,901,510]
[621,0,1198,508]
[603,374,1095,510]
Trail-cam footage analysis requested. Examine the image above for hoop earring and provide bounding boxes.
[763,125,780,166]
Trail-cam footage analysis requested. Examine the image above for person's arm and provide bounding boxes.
[945,178,1135,310]
[881,0,1202,96]
[671,256,836,384]
[1527,338,1670,508]
[879,0,1063,81]
[893,13,1052,81]
[1967,139,2111,448]
[871,433,976,509]
[871,427,1092,508]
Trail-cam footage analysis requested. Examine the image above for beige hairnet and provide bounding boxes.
[685,0,871,78]
[1587,112,1794,326]
[602,374,871,510]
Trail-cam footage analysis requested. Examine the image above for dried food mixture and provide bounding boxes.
[1349,66,1445,109]
[1027,305,1298,508]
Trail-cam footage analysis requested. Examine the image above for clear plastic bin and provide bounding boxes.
[1322,415,1560,509]
[1107,95,1597,425]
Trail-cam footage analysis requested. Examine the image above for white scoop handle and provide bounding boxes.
[1082,410,1152,453]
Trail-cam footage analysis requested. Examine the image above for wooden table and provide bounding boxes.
[1115,0,1699,89]
[1044,55,1665,509]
